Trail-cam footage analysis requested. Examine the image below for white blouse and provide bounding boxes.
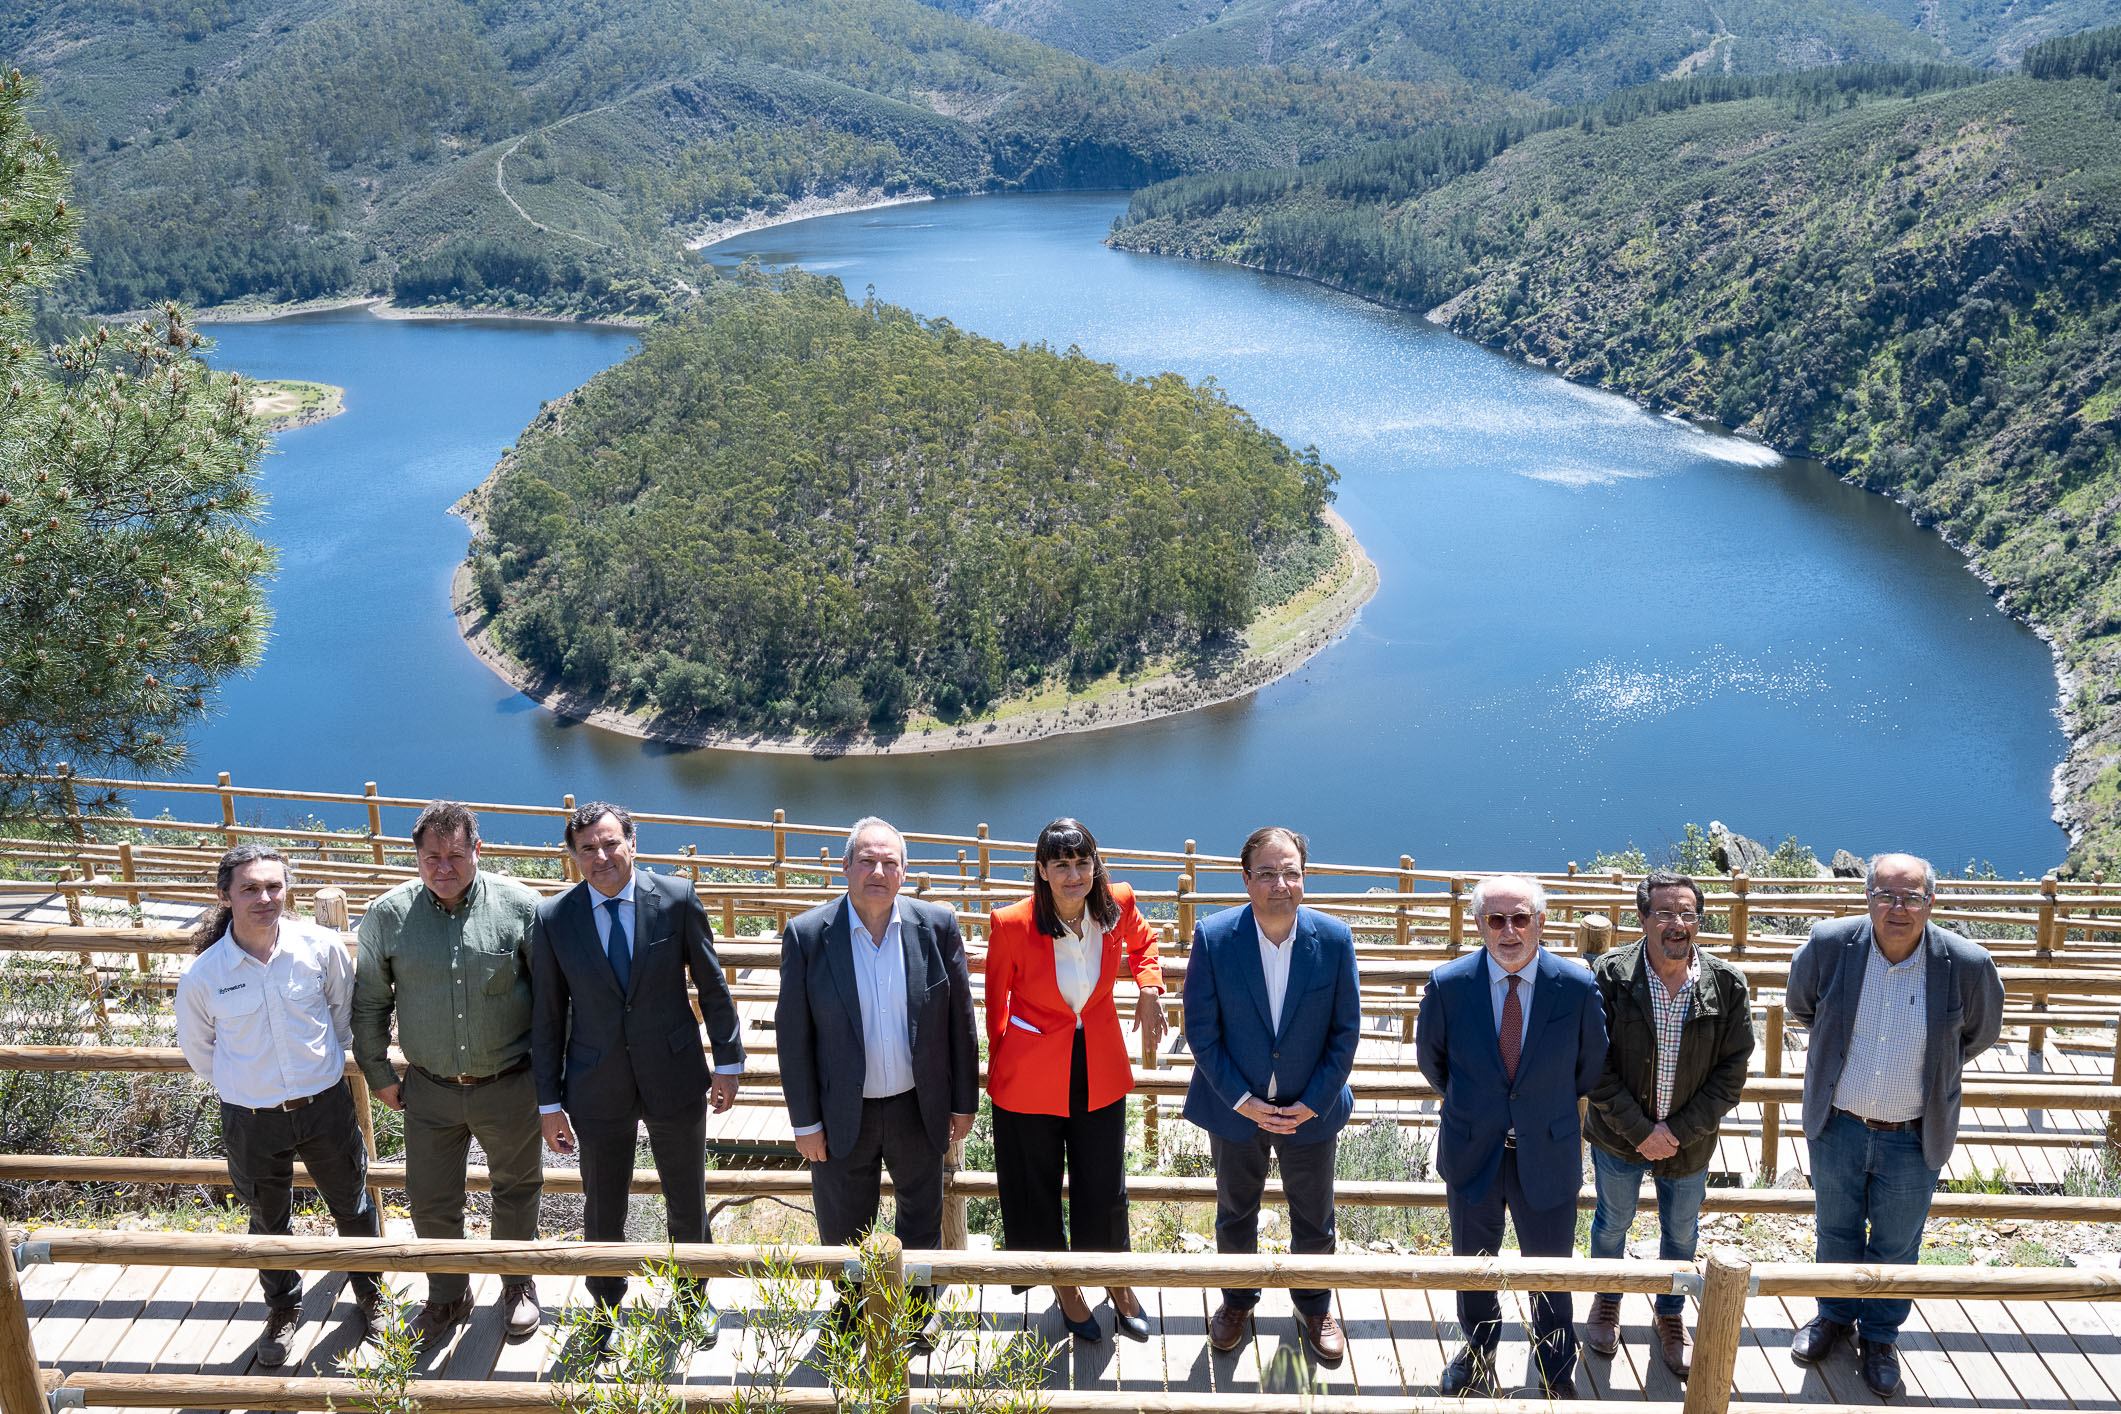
[1052,912,1104,1026]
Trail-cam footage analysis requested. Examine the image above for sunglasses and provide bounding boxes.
[1481,911,1536,931]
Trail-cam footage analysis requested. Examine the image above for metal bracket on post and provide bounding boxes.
[1668,1272,1703,1298]
[1749,1273,1763,1296]
[903,1261,932,1287]
[50,1389,85,1412]
[12,1243,49,1271]
[843,1257,865,1283]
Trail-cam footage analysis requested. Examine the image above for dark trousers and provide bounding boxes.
[1211,1127,1338,1318]
[810,1090,944,1250]
[574,1096,707,1307]
[992,1029,1129,1254]
[403,1066,544,1303]
[1448,1145,1578,1382]
[220,1078,381,1309]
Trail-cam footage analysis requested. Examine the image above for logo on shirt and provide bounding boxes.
[217,983,248,995]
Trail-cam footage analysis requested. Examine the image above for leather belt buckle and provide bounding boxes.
[1502,1134,1517,1150]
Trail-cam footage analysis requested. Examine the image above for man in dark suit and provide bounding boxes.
[1416,873,1606,1400]
[530,801,744,1338]
[1180,826,1361,1366]
[776,816,979,1342]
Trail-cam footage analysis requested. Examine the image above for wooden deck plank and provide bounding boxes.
[1335,1288,1403,1395]
[1914,1296,2028,1407]
[489,1273,579,1382]
[1108,1284,1164,1392]
[30,1261,125,1372]
[1995,1291,2121,1407]
[1377,1285,1450,1395]
[1767,1293,1875,1408]
[2042,1296,2121,1404]
[1732,1292,1799,1403]
[51,1261,164,1379]
[1946,1296,2077,1409]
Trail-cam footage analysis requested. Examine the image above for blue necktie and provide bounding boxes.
[605,898,630,994]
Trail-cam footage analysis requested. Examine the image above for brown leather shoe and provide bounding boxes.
[1654,1309,1693,1378]
[256,1305,301,1367]
[408,1292,475,1350]
[500,1281,541,1340]
[1207,1302,1249,1352]
[1585,1293,1622,1357]
[1300,1311,1345,1365]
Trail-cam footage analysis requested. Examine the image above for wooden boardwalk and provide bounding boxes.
[21,1256,2121,1410]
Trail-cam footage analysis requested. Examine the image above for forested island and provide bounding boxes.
[453,267,1372,751]
[1111,33,2121,868]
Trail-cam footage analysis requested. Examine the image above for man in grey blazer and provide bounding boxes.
[776,816,978,1341]
[530,801,745,1340]
[1784,852,2002,1399]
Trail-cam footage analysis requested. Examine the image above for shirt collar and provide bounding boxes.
[1646,950,1699,999]
[1486,948,1536,987]
[590,873,637,910]
[849,896,900,948]
[1255,913,1297,951]
[425,873,482,916]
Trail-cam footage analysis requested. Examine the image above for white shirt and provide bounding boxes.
[1236,914,1299,1110]
[175,920,353,1109]
[538,872,740,1116]
[791,899,916,1137]
[1053,912,1104,1026]
[1832,939,1930,1123]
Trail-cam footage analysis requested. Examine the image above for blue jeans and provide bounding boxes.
[1810,1109,1940,1344]
[1588,1144,1707,1315]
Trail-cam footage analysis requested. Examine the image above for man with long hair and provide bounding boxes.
[175,844,383,1366]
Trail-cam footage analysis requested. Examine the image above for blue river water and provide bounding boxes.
[179,191,2067,874]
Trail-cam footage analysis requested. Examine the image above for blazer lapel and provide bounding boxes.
[1228,906,1276,1037]
[899,899,923,1056]
[1275,913,1319,1043]
[824,897,865,1068]
[1523,948,1565,1049]
[569,884,623,999]
[626,873,656,1002]
[1922,921,1950,1052]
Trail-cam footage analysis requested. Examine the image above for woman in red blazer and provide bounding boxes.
[986,817,1166,1343]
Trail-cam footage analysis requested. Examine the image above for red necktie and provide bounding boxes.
[1500,974,1522,1082]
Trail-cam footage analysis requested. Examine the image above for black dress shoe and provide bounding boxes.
[1789,1315,1853,1367]
[1440,1344,1498,1398]
[1111,1304,1151,1342]
[1542,1371,1579,1399]
[1858,1338,1902,1398]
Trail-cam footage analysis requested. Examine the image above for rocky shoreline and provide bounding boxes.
[449,509,1378,757]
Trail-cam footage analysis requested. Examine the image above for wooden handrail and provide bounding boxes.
[7,1153,2120,1221]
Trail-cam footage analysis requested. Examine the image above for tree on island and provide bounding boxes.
[0,71,273,820]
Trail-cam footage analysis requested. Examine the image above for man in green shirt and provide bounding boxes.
[354,801,544,1346]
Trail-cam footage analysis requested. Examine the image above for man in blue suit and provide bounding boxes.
[1182,826,1361,1365]
[1416,873,1606,1399]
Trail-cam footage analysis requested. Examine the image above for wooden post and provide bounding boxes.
[1142,972,1162,1157]
[976,823,990,895]
[57,865,83,929]
[363,782,385,866]
[2109,1017,2121,1153]
[772,809,787,890]
[118,842,150,975]
[861,1231,910,1414]
[941,1136,968,1250]
[2032,873,2059,1056]
[1684,1247,1751,1414]
[1399,855,1416,1042]
[1728,872,1750,955]
[0,1221,47,1414]
[1760,1003,1785,1182]
[1448,875,1467,951]
[314,886,384,1216]
[1579,913,1613,959]
[1562,861,1578,926]
[1176,872,1195,951]
[559,795,578,883]
[721,891,735,941]
[217,771,237,848]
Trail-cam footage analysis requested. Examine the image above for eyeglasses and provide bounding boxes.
[1481,911,1536,931]
[1867,888,1931,909]
[1246,868,1304,885]
[1646,910,1701,925]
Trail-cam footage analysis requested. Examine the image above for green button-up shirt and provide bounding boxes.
[352,871,540,1090]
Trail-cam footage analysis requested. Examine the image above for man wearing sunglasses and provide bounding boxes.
[1417,874,1606,1399]
[1583,870,1754,1379]
[1785,852,2002,1398]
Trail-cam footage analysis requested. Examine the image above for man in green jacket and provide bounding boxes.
[1583,870,1754,1380]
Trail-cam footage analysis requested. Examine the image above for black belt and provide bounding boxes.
[1835,1106,1919,1133]
[415,1055,531,1088]
[238,1079,342,1113]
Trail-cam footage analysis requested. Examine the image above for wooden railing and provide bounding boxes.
[6,1226,2121,1414]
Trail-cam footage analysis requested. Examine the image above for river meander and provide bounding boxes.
[184,191,2067,873]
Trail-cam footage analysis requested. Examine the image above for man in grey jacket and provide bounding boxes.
[1785,852,2003,1399]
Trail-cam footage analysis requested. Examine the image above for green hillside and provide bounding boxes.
[5,0,1495,317]
[926,0,2121,96]
[1113,44,2121,870]
[462,268,1340,736]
